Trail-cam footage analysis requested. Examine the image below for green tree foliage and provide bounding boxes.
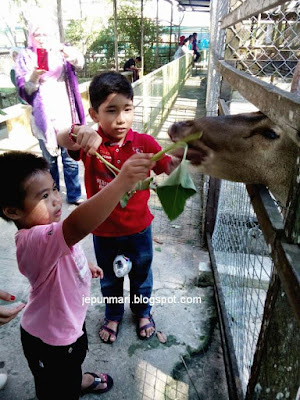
[65,18,103,55]
[87,5,165,72]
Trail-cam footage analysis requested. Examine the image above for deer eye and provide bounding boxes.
[260,129,279,140]
[245,129,280,140]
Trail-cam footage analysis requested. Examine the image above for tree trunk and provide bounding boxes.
[57,0,65,43]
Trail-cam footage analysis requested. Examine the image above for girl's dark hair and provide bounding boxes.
[89,71,134,111]
[0,151,48,222]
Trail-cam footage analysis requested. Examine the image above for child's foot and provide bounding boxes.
[99,319,120,344]
[137,315,156,340]
[81,372,113,395]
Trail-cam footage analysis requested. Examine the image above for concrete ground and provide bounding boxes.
[0,68,229,400]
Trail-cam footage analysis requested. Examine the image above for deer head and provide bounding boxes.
[168,112,298,206]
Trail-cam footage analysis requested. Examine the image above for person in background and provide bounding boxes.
[0,289,25,390]
[123,56,142,82]
[173,38,193,60]
[187,35,194,51]
[15,13,84,205]
[179,35,185,46]
[192,32,200,62]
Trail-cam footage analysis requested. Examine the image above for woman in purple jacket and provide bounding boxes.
[15,17,85,205]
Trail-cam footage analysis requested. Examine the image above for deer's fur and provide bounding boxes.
[168,112,298,206]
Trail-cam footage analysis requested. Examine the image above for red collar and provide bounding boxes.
[97,127,134,146]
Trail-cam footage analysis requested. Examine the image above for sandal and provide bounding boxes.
[99,319,120,344]
[137,314,156,340]
[81,372,113,395]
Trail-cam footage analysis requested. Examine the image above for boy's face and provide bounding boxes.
[89,93,134,143]
[17,171,62,229]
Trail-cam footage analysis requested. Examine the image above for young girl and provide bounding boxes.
[0,150,154,399]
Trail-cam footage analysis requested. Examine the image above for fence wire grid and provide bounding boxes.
[131,55,208,249]
[212,181,273,394]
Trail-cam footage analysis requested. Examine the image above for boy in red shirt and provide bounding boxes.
[58,72,179,343]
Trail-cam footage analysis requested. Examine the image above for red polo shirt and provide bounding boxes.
[74,128,172,237]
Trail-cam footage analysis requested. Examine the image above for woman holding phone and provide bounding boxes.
[15,15,85,205]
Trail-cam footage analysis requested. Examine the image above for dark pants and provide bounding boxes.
[21,326,88,400]
[194,51,200,62]
[39,140,81,203]
[93,225,153,321]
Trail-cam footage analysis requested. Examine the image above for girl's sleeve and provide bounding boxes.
[16,221,71,287]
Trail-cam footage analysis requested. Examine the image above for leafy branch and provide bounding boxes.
[72,131,203,219]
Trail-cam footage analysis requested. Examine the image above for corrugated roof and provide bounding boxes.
[176,0,210,12]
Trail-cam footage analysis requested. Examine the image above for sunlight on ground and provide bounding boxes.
[136,360,189,400]
[0,125,39,152]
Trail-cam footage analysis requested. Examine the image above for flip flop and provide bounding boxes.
[137,314,156,340]
[99,319,120,344]
[81,372,113,395]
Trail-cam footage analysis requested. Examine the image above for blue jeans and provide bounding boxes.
[93,225,153,321]
[39,140,81,203]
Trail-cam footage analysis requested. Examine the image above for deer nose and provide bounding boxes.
[168,122,181,140]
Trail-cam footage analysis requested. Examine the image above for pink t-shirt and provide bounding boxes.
[15,221,92,346]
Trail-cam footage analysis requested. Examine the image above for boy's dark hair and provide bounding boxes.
[89,71,134,111]
[0,151,49,222]
[136,56,142,62]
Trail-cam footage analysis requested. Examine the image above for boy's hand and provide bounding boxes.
[0,290,25,326]
[75,126,102,156]
[88,262,104,279]
[117,153,155,192]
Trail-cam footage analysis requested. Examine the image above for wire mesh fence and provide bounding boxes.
[131,56,208,249]
[225,0,300,89]
[212,181,273,394]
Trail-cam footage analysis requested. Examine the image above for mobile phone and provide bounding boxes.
[37,48,49,71]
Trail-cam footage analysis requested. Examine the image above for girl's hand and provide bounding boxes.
[88,262,104,279]
[117,153,155,192]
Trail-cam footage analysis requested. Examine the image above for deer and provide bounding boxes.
[168,61,300,207]
[168,111,298,207]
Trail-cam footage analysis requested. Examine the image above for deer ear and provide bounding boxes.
[2,207,23,221]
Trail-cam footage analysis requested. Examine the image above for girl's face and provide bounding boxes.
[89,93,134,144]
[18,171,62,229]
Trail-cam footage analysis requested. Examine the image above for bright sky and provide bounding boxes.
[145,0,210,27]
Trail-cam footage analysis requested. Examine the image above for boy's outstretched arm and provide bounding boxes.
[57,125,102,156]
[63,153,155,247]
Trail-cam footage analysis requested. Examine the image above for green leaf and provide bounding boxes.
[120,191,132,208]
[120,177,155,208]
[156,160,197,221]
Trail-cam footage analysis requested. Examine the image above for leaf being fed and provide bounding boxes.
[156,160,197,221]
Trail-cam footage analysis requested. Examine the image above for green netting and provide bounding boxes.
[132,54,193,137]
